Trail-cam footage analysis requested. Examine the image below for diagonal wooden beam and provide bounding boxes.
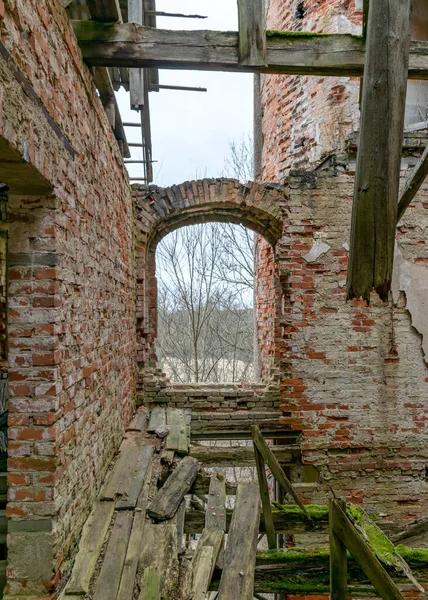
[71,22,428,79]
[346,0,413,303]
[397,146,428,222]
[86,0,122,22]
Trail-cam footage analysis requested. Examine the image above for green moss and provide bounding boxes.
[396,545,428,564]
[266,30,363,41]
[271,502,329,520]
[257,547,330,564]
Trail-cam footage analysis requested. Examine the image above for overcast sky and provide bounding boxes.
[117,0,253,186]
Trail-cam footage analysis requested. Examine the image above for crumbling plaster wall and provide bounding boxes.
[0,1,135,596]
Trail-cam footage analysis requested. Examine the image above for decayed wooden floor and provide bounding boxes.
[57,406,305,600]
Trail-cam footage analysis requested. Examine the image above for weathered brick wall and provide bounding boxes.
[1,1,135,596]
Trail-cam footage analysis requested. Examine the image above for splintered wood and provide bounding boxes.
[217,480,260,600]
[139,522,178,599]
[149,455,200,520]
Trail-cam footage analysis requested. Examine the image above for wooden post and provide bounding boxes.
[254,446,276,549]
[346,0,413,302]
[237,0,266,66]
[329,499,348,600]
[331,500,405,600]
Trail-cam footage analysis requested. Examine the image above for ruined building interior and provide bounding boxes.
[2,0,428,599]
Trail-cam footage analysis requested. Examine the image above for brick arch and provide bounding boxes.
[133,178,285,249]
[132,178,286,383]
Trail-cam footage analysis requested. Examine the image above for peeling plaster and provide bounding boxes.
[303,242,331,263]
[392,245,428,363]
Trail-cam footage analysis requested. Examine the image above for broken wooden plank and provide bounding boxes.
[166,408,189,454]
[237,0,266,66]
[330,499,348,600]
[100,433,141,501]
[117,461,153,600]
[147,406,166,433]
[392,518,428,546]
[139,521,178,599]
[206,473,226,531]
[126,408,147,433]
[64,501,115,595]
[217,480,260,600]
[331,500,405,600]
[189,442,298,467]
[192,546,214,600]
[149,456,200,520]
[251,426,309,518]
[191,472,237,496]
[397,146,428,222]
[72,22,428,79]
[254,446,276,549]
[116,444,153,510]
[346,0,412,302]
[93,511,133,600]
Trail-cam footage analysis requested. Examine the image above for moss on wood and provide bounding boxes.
[271,502,329,520]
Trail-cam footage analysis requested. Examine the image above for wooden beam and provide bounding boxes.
[237,0,266,66]
[251,425,309,518]
[397,146,428,221]
[331,501,405,600]
[346,0,412,302]
[189,442,299,467]
[329,499,348,600]
[254,446,276,550]
[86,0,122,22]
[72,22,428,78]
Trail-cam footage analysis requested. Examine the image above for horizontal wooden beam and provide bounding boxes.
[189,444,299,467]
[71,22,428,78]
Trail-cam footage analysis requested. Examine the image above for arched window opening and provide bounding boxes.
[155,222,256,384]
[405,0,428,129]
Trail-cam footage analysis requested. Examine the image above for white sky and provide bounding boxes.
[117,0,253,186]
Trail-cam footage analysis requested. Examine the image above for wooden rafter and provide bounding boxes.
[346,0,412,302]
[71,22,428,78]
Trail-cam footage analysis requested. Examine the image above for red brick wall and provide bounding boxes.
[1,1,135,595]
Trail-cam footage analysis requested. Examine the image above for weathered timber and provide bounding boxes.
[126,408,147,433]
[217,480,260,600]
[184,503,329,534]
[331,501,405,600]
[206,473,227,531]
[176,499,186,553]
[346,0,412,302]
[139,522,178,599]
[397,146,428,222]
[116,444,153,510]
[149,456,200,520]
[117,462,152,600]
[86,0,122,21]
[166,408,189,454]
[72,22,428,78]
[189,443,298,467]
[392,518,428,546]
[251,425,309,518]
[64,501,115,595]
[237,0,266,66]
[93,511,133,600]
[190,529,224,600]
[330,499,348,600]
[191,472,237,496]
[147,406,166,432]
[100,433,141,501]
[254,446,276,549]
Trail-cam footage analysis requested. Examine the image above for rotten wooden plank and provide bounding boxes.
[254,446,276,549]
[331,500,405,600]
[217,480,260,600]
[346,0,412,302]
[189,442,299,467]
[72,22,428,79]
[191,472,237,496]
[126,408,147,433]
[100,433,141,501]
[166,408,189,454]
[93,511,134,600]
[64,501,115,595]
[139,521,178,599]
[149,456,200,520]
[116,444,153,510]
[330,499,348,600]
[237,0,266,66]
[251,425,309,518]
[205,473,226,531]
[397,146,428,222]
[147,406,166,433]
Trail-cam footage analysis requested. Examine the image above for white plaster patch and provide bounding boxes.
[303,242,331,263]
[392,245,428,363]
[342,243,349,251]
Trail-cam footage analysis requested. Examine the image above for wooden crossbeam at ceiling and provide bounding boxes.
[346,0,412,302]
[71,22,428,79]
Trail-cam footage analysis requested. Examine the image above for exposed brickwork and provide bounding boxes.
[0,1,136,596]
